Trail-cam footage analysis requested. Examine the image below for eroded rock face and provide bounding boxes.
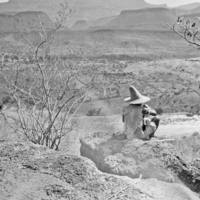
[80,132,200,193]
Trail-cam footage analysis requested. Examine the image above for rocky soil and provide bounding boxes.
[80,132,200,195]
[1,141,200,200]
[0,113,200,200]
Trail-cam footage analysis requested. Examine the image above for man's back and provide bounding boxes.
[122,104,144,139]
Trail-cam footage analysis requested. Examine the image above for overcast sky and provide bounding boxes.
[145,0,200,7]
[0,0,200,7]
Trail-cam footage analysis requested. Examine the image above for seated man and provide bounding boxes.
[122,86,160,140]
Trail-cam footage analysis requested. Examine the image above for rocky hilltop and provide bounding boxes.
[80,132,200,194]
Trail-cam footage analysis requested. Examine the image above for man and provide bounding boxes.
[122,86,159,140]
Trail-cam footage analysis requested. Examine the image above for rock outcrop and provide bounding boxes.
[80,132,200,193]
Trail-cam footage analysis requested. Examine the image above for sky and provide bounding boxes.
[0,0,200,7]
[145,0,200,7]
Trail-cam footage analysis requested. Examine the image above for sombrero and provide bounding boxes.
[124,86,150,104]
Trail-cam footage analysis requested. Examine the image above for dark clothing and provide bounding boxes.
[148,117,160,139]
[141,104,160,139]
[142,104,157,117]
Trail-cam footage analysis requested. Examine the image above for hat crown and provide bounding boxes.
[124,86,150,104]
[129,86,143,101]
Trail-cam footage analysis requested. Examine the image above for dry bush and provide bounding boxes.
[0,1,116,150]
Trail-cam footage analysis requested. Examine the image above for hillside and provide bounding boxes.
[70,20,89,30]
[182,12,200,20]
[0,0,64,21]
[71,16,117,30]
[189,5,200,14]
[105,7,177,29]
[0,11,54,32]
[0,0,167,25]
[88,16,116,28]
[177,3,200,10]
[167,3,200,16]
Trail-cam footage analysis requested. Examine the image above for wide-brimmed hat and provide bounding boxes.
[124,86,150,104]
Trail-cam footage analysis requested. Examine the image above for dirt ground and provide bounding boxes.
[0,140,200,200]
[0,111,200,199]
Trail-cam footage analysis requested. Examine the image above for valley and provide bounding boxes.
[0,1,200,199]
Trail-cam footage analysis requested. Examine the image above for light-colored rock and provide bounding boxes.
[80,131,200,193]
[80,132,174,181]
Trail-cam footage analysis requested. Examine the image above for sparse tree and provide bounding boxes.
[0,1,110,150]
[162,16,200,50]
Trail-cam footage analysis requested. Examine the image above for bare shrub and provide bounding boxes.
[0,1,111,150]
[86,108,102,116]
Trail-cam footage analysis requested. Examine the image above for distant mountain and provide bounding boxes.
[189,5,200,14]
[183,12,200,19]
[172,3,200,16]
[0,11,53,32]
[88,16,117,28]
[104,7,176,30]
[0,0,167,25]
[177,3,200,10]
[70,20,89,30]
[70,16,116,30]
[0,0,64,22]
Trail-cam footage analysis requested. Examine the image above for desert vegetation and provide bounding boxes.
[0,1,132,150]
[0,1,118,150]
[1,10,200,151]
[0,1,200,199]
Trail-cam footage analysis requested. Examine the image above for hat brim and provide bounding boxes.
[124,96,150,104]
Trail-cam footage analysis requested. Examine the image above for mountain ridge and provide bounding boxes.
[177,2,200,10]
[104,7,176,30]
[0,11,54,32]
[0,0,167,25]
[189,5,200,14]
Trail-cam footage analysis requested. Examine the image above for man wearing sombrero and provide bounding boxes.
[122,86,160,140]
